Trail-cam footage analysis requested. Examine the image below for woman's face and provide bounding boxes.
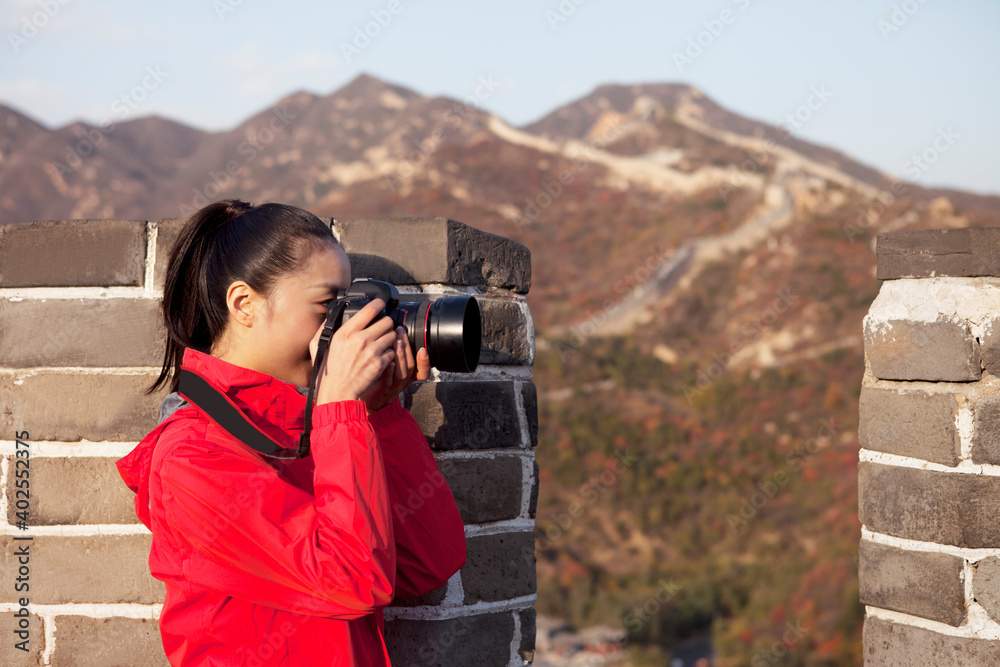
[251,242,352,387]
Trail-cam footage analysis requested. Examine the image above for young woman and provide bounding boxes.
[116,199,467,665]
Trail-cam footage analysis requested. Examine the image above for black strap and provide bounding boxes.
[178,369,286,456]
[296,300,349,458]
[177,300,351,460]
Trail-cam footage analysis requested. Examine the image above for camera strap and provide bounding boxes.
[297,300,349,458]
[178,369,286,456]
[177,300,351,460]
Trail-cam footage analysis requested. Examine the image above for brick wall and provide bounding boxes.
[860,227,1000,665]
[0,215,538,666]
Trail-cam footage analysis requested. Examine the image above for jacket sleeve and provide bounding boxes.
[152,398,395,619]
[368,397,467,598]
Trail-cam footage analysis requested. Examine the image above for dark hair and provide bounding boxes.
[147,199,340,395]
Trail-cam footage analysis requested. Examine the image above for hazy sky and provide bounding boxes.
[2,0,997,195]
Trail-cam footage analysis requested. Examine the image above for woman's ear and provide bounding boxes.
[226,280,258,328]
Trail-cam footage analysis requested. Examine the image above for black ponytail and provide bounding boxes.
[147,199,339,395]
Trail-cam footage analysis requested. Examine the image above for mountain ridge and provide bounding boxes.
[3,72,994,222]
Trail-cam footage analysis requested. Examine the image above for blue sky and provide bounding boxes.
[2,0,997,195]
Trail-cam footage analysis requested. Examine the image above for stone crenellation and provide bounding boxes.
[0,215,537,666]
[860,227,1000,665]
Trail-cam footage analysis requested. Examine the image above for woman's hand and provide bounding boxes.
[309,298,399,406]
[308,298,431,409]
[358,325,431,414]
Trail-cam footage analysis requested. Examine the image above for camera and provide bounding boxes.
[328,278,481,373]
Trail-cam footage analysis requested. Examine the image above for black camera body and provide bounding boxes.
[328,278,481,373]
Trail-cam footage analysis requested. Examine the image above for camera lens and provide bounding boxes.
[428,296,480,372]
[392,296,481,373]
[337,279,482,373]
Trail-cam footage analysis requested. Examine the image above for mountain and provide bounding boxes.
[0,73,498,222]
[3,73,1000,666]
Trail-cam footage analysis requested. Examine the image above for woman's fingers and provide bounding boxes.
[343,298,386,331]
[399,328,415,379]
[321,297,443,404]
[380,343,397,374]
[375,327,398,357]
[393,332,406,381]
[415,347,431,382]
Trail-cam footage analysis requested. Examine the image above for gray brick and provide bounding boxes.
[385,612,515,667]
[973,396,1000,465]
[152,217,185,292]
[981,316,1000,376]
[521,381,538,448]
[336,217,531,294]
[436,455,523,524]
[518,607,536,664]
[401,381,522,450]
[859,386,961,466]
[463,532,536,604]
[0,371,167,441]
[528,459,539,519]
[0,297,165,367]
[876,227,1000,280]
[864,317,981,382]
[863,615,1000,666]
[0,535,163,604]
[51,616,169,666]
[0,219,146,287]
[5,456,139,525]
[389,581,448,608]
[973,556,1000,624]
[154,215,341,292]
[859,462,1000,548]
[478,298,532,365]
[859,540,966,626]
[0,611,44,663]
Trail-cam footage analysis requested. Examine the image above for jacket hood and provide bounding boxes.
[116,348,312,528]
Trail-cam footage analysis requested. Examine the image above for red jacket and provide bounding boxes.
[116,347,467,666]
